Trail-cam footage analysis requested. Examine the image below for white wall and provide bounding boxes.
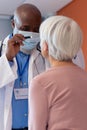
[0,19,12,40]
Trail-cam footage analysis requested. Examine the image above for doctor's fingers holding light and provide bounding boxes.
[6,34,25,61]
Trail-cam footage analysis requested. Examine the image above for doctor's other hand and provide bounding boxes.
[6,34,24,61]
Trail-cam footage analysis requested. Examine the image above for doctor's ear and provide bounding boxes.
[11,19,15,29]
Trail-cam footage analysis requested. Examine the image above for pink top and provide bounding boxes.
[29,65,87,130]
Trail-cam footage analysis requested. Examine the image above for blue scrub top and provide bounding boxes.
[12,51,30,128]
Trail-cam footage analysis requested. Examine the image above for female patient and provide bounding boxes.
[29,15,87,130]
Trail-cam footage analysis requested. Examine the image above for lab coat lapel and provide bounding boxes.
[4,83,14,130]
[28,49,40,82]
[4,58,18,130]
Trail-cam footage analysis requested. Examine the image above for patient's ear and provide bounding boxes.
[41,41,49,58]
[43,42,48,51]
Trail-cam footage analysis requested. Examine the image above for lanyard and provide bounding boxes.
[16,53,30,87]
[17,56,29,76]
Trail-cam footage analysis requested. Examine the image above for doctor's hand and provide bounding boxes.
[6,34,25,61]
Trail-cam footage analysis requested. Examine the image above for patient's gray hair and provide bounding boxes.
[40,15,83,61]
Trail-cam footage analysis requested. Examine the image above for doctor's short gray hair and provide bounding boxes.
[39,15,83,61]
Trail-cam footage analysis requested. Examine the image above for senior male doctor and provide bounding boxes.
[0,3,50,130]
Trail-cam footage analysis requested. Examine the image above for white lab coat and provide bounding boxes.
[72,48,85,69]
[0,38,50,130]
[0,36,85,130]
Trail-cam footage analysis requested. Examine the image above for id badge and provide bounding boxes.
[14,88,28,100]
